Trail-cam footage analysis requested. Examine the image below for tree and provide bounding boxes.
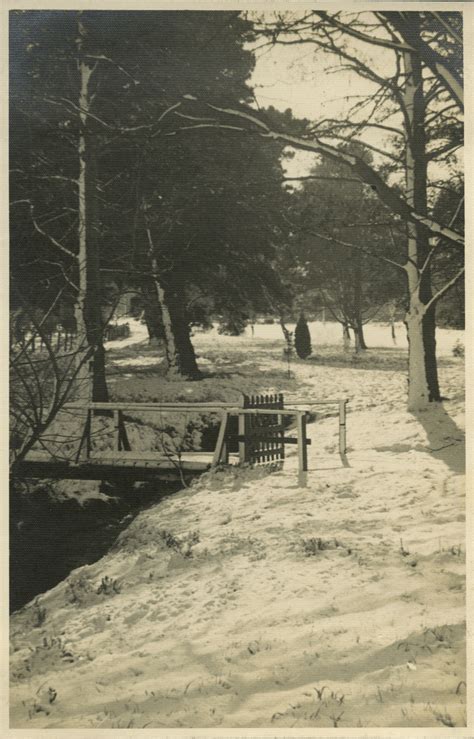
[294,314,312,359]
[289,150,405,353]
[175,10,464,409]
[9,293,99,473]
[131,121,292,376]
[10,10,265,385]
[10,10,138,402]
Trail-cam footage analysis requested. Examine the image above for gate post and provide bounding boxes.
[297,410,308,487]
[238,395,249,464]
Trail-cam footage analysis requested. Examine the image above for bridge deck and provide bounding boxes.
[18,452,240,483]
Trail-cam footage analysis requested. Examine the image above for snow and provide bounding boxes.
[10,321,466,729]
[204,319,461,356]
[105,317,462,357]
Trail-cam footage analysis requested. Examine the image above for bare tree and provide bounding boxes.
[9,292,96,474]
[175,10,463,410]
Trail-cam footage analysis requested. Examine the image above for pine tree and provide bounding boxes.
[294,314,312,359]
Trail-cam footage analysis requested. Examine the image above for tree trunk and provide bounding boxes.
[391,320,397,345]
[422,303,439,400]
[84,146,108,402]
[388,304,397,345]
[342,323,351,352]
[353,326,360,354]
[352,256,367,351]
[151,267,200,379]
[354,318,367,351]
[160,281,200,379]
[403,40,441,410]
[141,280,163,345]
[279,317,293,347]
[144,225,200,379]
[74,17,108,403]
[405,293,430,411]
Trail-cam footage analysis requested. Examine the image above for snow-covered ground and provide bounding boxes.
[109,316,463,356]
[10,321,466,729]
[212,319,461,356]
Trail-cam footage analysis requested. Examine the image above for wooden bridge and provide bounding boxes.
[18,395,348,487]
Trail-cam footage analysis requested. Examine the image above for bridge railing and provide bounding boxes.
[63,396,348,486]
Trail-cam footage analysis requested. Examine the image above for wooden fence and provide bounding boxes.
[63,396,313,485]
[239,393,285,464]
[104,323,130,342]
[12,322,130,352]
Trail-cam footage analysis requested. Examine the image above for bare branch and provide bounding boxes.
[176,101,464,247]
[45,96,158,134]
[424,267,464,312]
[283,175,363,184]
[30,205,77,260]
[419,195,464,276]
[382,12,463,110]
[285,216,406,271]
[315,11,413,52]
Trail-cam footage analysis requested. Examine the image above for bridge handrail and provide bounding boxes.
[63,399,348,412]
[64,402,310,416]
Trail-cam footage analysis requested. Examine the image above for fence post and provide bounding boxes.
[75,409,92,462]
[212,411,229,467]
[86,409,92,458]
[114,409,120,451]
[278,392,285,461]
[238,395,248,464]
[118,410,131,451]
[297,411,308,487]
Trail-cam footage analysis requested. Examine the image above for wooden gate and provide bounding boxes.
[239,393,285,464]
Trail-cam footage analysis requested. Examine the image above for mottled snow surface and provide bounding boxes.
[10,321,466,729]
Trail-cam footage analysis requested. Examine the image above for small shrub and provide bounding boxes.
[96,576,121,595]
[159,529,200,558]
[66,572,94,605]
[294,313,312,359]
[302,537,342,555]
[452,340,464,358]
[13,637,75,682]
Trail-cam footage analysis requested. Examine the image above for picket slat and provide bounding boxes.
[240,393,285,465]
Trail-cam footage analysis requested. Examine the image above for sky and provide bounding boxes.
[246,18,397,178]
[247,16,462,189]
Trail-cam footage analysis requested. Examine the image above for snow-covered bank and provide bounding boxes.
[10,328,465,729]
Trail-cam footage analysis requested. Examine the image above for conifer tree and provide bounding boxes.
[294,313,312,359]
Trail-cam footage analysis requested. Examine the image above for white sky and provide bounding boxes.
[251,39,380,120]
[245,12,463,188]
[248,25,397,177]
[248,22,462,189]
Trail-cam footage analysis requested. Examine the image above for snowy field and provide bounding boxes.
[109,317,462,356]
[10,320,466,729]
[210,319,461,355]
